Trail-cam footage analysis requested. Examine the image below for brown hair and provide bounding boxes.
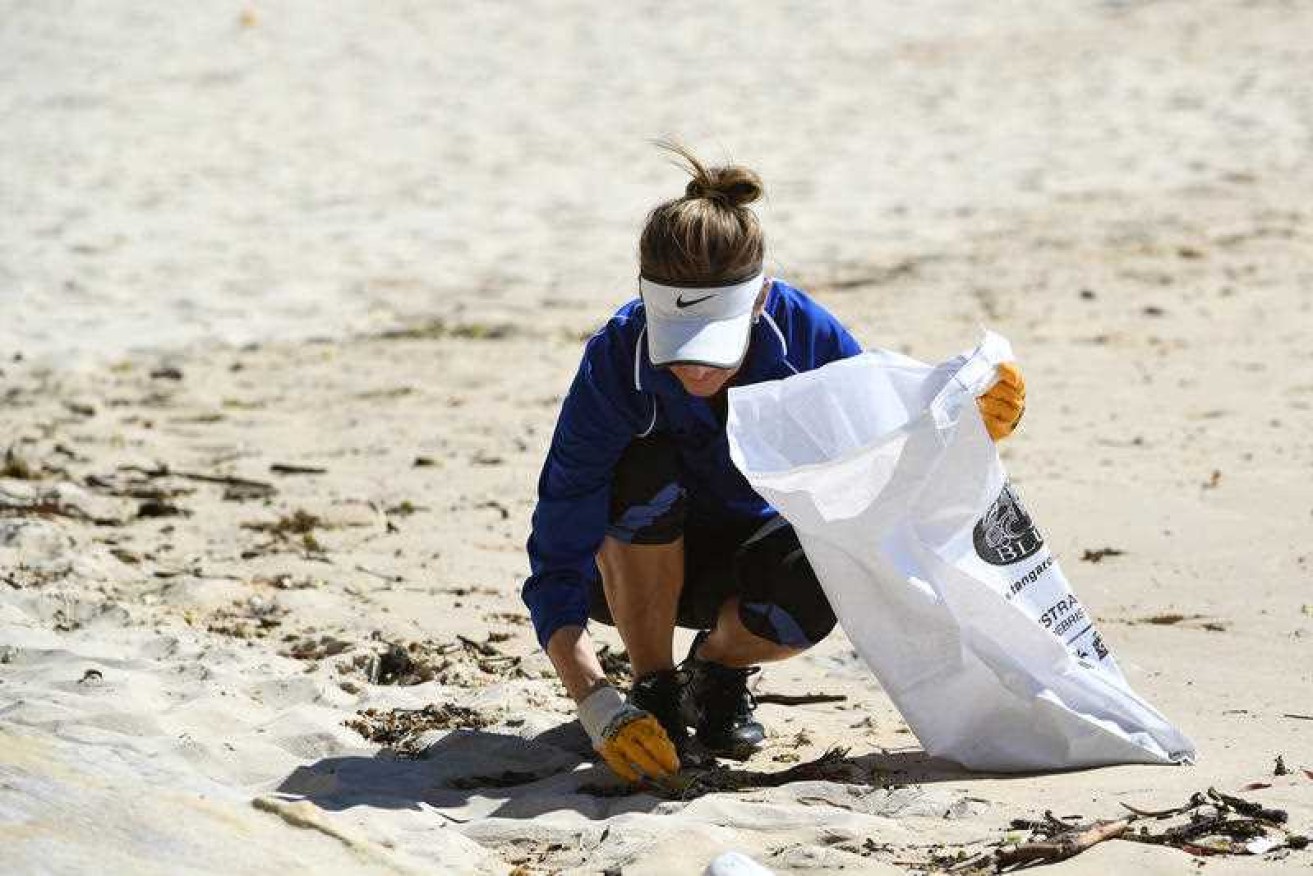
[639,140,765,287]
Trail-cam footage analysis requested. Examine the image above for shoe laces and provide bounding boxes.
[699,662,759,722]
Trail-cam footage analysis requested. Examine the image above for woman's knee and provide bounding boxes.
[737,599,836,649]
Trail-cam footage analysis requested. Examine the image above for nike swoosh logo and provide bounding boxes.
[676,293,715,309]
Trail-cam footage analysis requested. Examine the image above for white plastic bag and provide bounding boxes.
[726,331,1195,771]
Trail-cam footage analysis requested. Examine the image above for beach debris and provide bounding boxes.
[345,704,496,755]
[269,463,327,475]
[333,634,527,687]
[448,770,549,790]
[577,747,875,801]
[992,816,1134,870]
[755,692,848,706]
[63,400,96,418]
[85,470,195,501]
[241,509,327,555]
[413,456,436,467]
[377,319,518,342]
[384,500,423,517]
[1203,469,1222,489]
[136,498,188,518]
[1275,756,1289,776]
[2,447,39,480]
[476,499,509,520]
[1131,612,1223,629]
[434,584,499,597]
[484,611,530,626]
[665,746,873,799]
[1079,547,1124,563]
[206,596,288,639]
[0,480,130,525]
[370,643,416,684]
[79,668,103,684]
[149,366,183,380]
[353,564,403,583]
[253,572,322,590]
[924,786,1307,872]
[110,463,278,502]
[1144,613,1190,625]
[280,634,353,661]
[242,509,322,537]
[596,643,632,687]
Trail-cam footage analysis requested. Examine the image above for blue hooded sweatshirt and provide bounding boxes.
[522,279,862,648]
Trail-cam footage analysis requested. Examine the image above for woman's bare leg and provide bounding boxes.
[696,596,802,667]
[596,535,684,678]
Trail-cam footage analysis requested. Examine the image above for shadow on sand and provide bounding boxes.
[274,719,1000,822]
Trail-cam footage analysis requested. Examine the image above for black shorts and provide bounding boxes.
[587,435,837,648]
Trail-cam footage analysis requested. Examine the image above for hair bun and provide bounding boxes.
[684,166,763,209]
[657,139,764,209]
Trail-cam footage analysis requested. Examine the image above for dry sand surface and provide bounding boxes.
[3,1,1313,874]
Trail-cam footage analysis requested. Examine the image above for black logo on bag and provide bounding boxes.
[1091,631,1109,661]
[973,482,1044,566]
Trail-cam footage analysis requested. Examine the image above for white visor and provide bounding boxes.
[639,272,764,368]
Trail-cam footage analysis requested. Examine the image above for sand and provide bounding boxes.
[3,1,1312,874]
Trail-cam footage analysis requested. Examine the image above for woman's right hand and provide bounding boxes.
[577,685,680,783]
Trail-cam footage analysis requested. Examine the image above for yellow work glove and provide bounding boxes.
[977,361,1026,442]
[577,685,680,784]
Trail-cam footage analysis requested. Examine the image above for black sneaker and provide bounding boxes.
[679,631,766,760]
[628,669,698,765]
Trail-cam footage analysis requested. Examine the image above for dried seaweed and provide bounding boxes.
[448,770,546,790]
[596,644,632,687]
[116,463,278,501]
[280,634,353,661]
[206,597,288,639]
[2,447,40,480]
[333,634,529,687]
[242,509,322,537]
[578,747,874,801]
[344,704,495,756]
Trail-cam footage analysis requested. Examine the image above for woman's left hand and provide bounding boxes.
[978,362,1026,442]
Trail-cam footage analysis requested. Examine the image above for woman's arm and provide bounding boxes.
[523,321,649,649]
[546,625,608,703]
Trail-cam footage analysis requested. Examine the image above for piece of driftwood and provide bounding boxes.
[125,464,278,501]
[755,692,849,706]
[983,787,1305,871]
[995,818,1132,870]
[1119,791,1207,818]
